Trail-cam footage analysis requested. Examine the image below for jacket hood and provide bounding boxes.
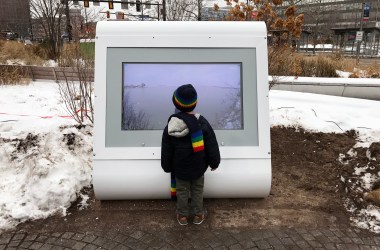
[168,113,200,138]
[168,117,189,137]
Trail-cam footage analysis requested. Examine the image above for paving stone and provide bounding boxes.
[19,241,33,248]
[332,229,346,238]
[61,232,75,239]
[329,236,343,243]
[322,230,336,237]
[341,237,353,244]
[71,241,87,250]
[343,244,360,250]
[82,244,99,250]
[12,233,26,241]
[307,240,323,248]
[29,242,44,250]
[102,239,120,249]
[82,234,97,243]
[24,234,38,241]
[362,237,375,245]
[324,242,338,250]
[267,237,282,247]
[238,239,256,249]
[72,233,86,241]
[130,231,145,240]
[36,235,49,242]
[255,240,271,249]
[336,243,348,250]
[0,236,11,245]
[279,237,295,246]
[51,233,63,238]
[295,240,311,249]
[310,230,324,237]
[39,243,54,250]
[8,240,21,247]
[219,235,238,247]
[352,238,365,244]
[229,243,244,250]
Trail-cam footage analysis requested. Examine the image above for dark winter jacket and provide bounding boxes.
[161,113,221,180]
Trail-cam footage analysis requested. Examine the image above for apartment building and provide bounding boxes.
[0,0,31,39]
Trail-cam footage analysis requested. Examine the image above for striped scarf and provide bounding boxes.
[172,112,204,153]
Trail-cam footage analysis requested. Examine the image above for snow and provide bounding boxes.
[1,80,380,233]
[0,81,92,233]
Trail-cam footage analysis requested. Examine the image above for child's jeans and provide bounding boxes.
[175,175,204,217]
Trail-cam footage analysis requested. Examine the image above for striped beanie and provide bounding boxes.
[172,84,197,112]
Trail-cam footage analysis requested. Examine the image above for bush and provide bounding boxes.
[299,56,339,77]
[0,41,45,66]
[0,65,31,85]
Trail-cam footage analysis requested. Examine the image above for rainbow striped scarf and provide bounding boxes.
[191,129,204,152]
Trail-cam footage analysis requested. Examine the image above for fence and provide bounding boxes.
[0,64,94,82]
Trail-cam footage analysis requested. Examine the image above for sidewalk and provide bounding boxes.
[1,227,380,249]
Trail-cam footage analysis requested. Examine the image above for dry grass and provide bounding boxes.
[269,47,380,79]
[0,40,45,66]
[0,65,31,85]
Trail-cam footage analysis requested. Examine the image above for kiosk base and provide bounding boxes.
[93,159,271,200]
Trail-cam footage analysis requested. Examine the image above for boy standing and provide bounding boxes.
[161,84,221,225]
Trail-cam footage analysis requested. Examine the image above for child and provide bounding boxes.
[161,84,221,225]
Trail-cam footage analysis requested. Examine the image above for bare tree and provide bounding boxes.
[30,0,65,60]
[58,44,94,124]
[164,0,204,20]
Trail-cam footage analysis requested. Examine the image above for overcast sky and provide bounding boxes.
[123,63,241,88]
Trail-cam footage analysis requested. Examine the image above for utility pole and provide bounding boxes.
[356,3,364,65]
[162,0,166,20]
[64,0,72,41]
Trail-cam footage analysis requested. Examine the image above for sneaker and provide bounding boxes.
[177,214,188,226]
[193,210,207,225]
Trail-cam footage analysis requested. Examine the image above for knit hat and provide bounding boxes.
[172,84,197,112]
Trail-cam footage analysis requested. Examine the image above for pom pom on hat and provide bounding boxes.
[172,84,197,112]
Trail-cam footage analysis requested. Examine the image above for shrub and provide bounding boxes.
[0,41,45,66]
[299,56,339,77]
[0,65,31,85]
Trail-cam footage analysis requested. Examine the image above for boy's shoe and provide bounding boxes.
[193,209,207,225]
[177,214,188,226]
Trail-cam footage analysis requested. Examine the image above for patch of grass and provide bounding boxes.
[80,42,95,61]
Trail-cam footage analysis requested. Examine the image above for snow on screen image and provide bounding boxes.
[122,63,243,130]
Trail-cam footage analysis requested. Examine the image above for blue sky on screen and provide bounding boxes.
[123,63,241,88]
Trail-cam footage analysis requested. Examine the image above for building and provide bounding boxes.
[0,0,31,39]
[282,1,380,55]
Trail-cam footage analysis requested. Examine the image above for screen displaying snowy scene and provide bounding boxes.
[122,63,243,130]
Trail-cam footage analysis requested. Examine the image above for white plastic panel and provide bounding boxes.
[93,159,271,200]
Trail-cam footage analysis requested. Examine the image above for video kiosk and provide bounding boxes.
[93,21,271,199]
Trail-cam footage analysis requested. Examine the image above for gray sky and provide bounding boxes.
[123,63,241,88]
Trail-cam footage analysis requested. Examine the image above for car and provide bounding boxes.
[24,39,32,45]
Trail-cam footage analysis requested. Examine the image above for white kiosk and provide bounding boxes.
[93,21,271,200]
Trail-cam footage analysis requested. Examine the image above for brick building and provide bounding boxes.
[0,0,31,39]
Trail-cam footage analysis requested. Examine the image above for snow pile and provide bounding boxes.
[0,81,92,233]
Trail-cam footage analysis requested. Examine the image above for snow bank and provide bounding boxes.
[0,81,92,232]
